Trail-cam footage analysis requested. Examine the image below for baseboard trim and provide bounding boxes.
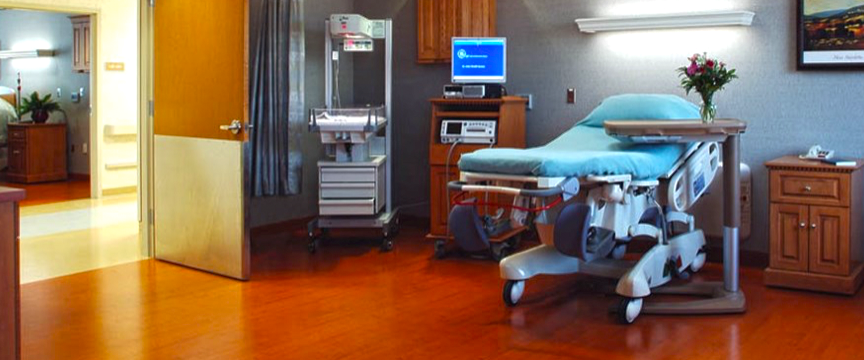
[251,217,314,238]
[70,173,90,181]
[102,186,137,196]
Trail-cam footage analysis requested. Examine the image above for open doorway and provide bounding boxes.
[0,5,143,283]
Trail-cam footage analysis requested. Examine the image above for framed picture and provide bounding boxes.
[798,0,864,69]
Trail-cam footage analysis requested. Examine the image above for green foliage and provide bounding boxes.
[676,53,738,103]
[18,91,61,117]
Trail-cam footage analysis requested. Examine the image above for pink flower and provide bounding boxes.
[706,60,715,68]
[720,62,726,68]
[686,62,698,76]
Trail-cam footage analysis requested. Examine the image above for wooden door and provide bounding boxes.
[809,206,850,276]
[457,0,496,37]
[770,204,809,272]
[153,0,250,280]
[440,0,458,61]
[417,0,441,63]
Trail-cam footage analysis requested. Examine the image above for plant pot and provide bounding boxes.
[31,110,50,124]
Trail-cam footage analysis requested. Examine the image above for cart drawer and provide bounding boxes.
[319,199,378,216]
[321,183,376,199]
[320,167,377,183]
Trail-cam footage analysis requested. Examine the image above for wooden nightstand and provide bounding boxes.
[6,123,68,184]
[764,156,864,294]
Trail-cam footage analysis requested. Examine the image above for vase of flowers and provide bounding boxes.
[677,53,737,124]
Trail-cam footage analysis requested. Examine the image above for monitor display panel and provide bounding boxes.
[451,38,506,84]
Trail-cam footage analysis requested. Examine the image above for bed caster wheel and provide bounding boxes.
[308,239,320,254]
[690,250,707,273]
[616,298,643,325]
[493,243,513,262]
[611,243,627,260]
[381,238,394,252]
[503,280,525,307]
[433,240,447,259]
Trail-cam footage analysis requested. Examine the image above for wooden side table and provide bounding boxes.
[764,156,864,294]
[0,187,25,360]
[6,123,68,183]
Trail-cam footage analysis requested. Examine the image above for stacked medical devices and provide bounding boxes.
[307,14,398,253]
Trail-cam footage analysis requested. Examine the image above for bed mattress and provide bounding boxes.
[458,125,691,180]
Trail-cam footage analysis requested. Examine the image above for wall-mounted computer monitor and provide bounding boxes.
[451,37,506,84]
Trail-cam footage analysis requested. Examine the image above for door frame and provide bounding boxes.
[0,1,101,202]
[139,0,154,257]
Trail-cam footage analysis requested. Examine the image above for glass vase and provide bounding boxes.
[700,98,717,124]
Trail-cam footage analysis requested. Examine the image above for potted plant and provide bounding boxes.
[18,91,61,124]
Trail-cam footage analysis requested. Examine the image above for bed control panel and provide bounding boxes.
[440,120,497,144]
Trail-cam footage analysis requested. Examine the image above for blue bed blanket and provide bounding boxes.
[458,125,690,180]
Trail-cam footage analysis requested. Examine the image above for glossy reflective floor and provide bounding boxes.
[20,194,141,283]
[20,220,864,359]
[0,177,91,207]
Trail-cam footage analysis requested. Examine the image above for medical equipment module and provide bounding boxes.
[307,14,398,253]
[440,120,496,144]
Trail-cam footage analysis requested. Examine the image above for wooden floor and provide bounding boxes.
[21,220,864,359]
[0,176,90,207]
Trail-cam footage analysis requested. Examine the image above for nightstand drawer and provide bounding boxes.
[771,171,848,207]
[7,143,25,173]
[8,128,26,141]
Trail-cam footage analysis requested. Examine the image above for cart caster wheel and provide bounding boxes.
[503,280,525,307]
[308,239,320,254]
[690,250,707,273]
[676,269,691,280]
[381,238,394,252]
[433,240,447,259]
[616,298,643,324]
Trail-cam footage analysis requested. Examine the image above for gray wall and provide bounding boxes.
[250,0,354,227]
[0,9,92,175]
[353,0,864,253]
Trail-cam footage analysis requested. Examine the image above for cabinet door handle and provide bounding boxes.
[800,222,806,229]
[804,185,812,192]
[811,223,817,229]
[11,150,19,155]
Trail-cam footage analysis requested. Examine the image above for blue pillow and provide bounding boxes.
[578,94,699,128]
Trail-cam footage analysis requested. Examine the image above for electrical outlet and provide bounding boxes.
[83,143,88,154]
[567,89,575,104]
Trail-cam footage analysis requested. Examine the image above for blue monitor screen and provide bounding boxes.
[451,38,506,84]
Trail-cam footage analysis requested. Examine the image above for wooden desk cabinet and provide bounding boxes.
[764,156,864,294]
[427,97,526,238]
[0,187,24,360]
[6,123,68,184]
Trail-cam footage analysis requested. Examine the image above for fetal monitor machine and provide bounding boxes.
[307,14,398,253]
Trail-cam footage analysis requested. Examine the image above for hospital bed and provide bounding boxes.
[447,94,721,323]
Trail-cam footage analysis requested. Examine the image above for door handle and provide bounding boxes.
[804,185,812,192]
[811,223,817,229]
[219,120,243,135]
[799,222,806,229]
